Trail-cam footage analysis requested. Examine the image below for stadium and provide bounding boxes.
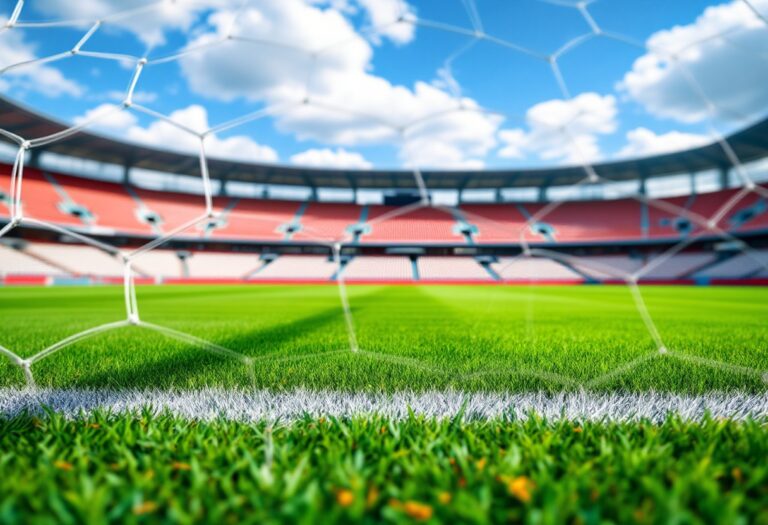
[1,0,767,523]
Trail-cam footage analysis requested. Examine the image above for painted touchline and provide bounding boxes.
[1,388,767,422]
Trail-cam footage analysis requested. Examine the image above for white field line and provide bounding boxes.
[1,388,767,422]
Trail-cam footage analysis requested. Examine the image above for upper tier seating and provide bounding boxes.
[132,188,227,236]
[1,166,83,228]
[646,189,768,239]
[292,203,363,242]
[48,172,154,234]
[1,163,765,245]
[463,201,642,243]
[461,204,528,244]
[361,206,461,243]
[526,200,643,242]
[211,200,301,241]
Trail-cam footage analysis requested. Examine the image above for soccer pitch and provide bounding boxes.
[2,284,768,523]
[1,284,766,391]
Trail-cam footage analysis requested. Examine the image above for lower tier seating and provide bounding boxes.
[1,241,765,283]
[342,256,413,281]
[418,256,491,281]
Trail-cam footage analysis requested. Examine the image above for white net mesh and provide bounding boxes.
[0,0,767,388]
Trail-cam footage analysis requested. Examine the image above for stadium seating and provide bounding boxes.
[184,251,262,279]
[645,188,767,239]
[341,256,413,281]
[568,255,645,280]
[0,166,83,228]
[728,189,768,232]
[24,242,125,277]
[2,164,766,246]
[1,239,765,283]
[647,193,718,239]
[292,203,363,242]
[639,253,716,280]
[253,255,337,280]
[361,206,461,243]
[490,257,581,282]
[417,256,491,281]
[133,189,226,237]
[212,199,301,241]
[696,250,768,279]
[0,243,65,277]
[532,200,643,242]
[461,204,528,244]
[464,201,644,243]
[49,173,153,235]
[131,250,185,279]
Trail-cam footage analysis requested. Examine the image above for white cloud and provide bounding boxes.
[619,0,768,124]
[497,129,527,159]
[26,0,488,169]
[310,0,415,44]
[498,93,617,164]
[128,105,278,162]
[290,147,372,169]
[74,103,139,129]
[0,28,82,97]
[399,91,501,169]
[617,127,710,158]
[33,0,224,47]
[178,0,500,169]
[180,4,373,103]
[401,139,485,170]
[355,0,415,44]
[106,90,157,104]
[74,104,278,163]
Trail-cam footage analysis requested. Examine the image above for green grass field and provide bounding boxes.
[1,412,767,524]
[0,284,766,391]
[2,284,767,524]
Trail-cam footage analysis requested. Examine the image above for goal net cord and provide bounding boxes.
[0,0,766,388]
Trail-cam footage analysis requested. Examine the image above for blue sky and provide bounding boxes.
[1,0,767,170]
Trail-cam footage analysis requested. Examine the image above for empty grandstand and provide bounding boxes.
[0,96,766,285]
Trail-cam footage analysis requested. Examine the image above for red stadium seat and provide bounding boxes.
[213,199,301,241]
[361,205,460,243]
[1,163,765,244]
[0,167,82,227]
[292,202,362,243]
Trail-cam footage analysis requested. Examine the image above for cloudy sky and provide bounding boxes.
[1,0,767,170]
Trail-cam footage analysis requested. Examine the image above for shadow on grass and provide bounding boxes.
[8,286,404,389]
[62,304,355,388]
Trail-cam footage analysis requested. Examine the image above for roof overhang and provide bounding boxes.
[1,94,767,190]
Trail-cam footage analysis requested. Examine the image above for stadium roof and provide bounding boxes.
[1,95,767,190]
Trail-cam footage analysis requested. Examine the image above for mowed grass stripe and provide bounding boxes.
[0,285,765,392]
